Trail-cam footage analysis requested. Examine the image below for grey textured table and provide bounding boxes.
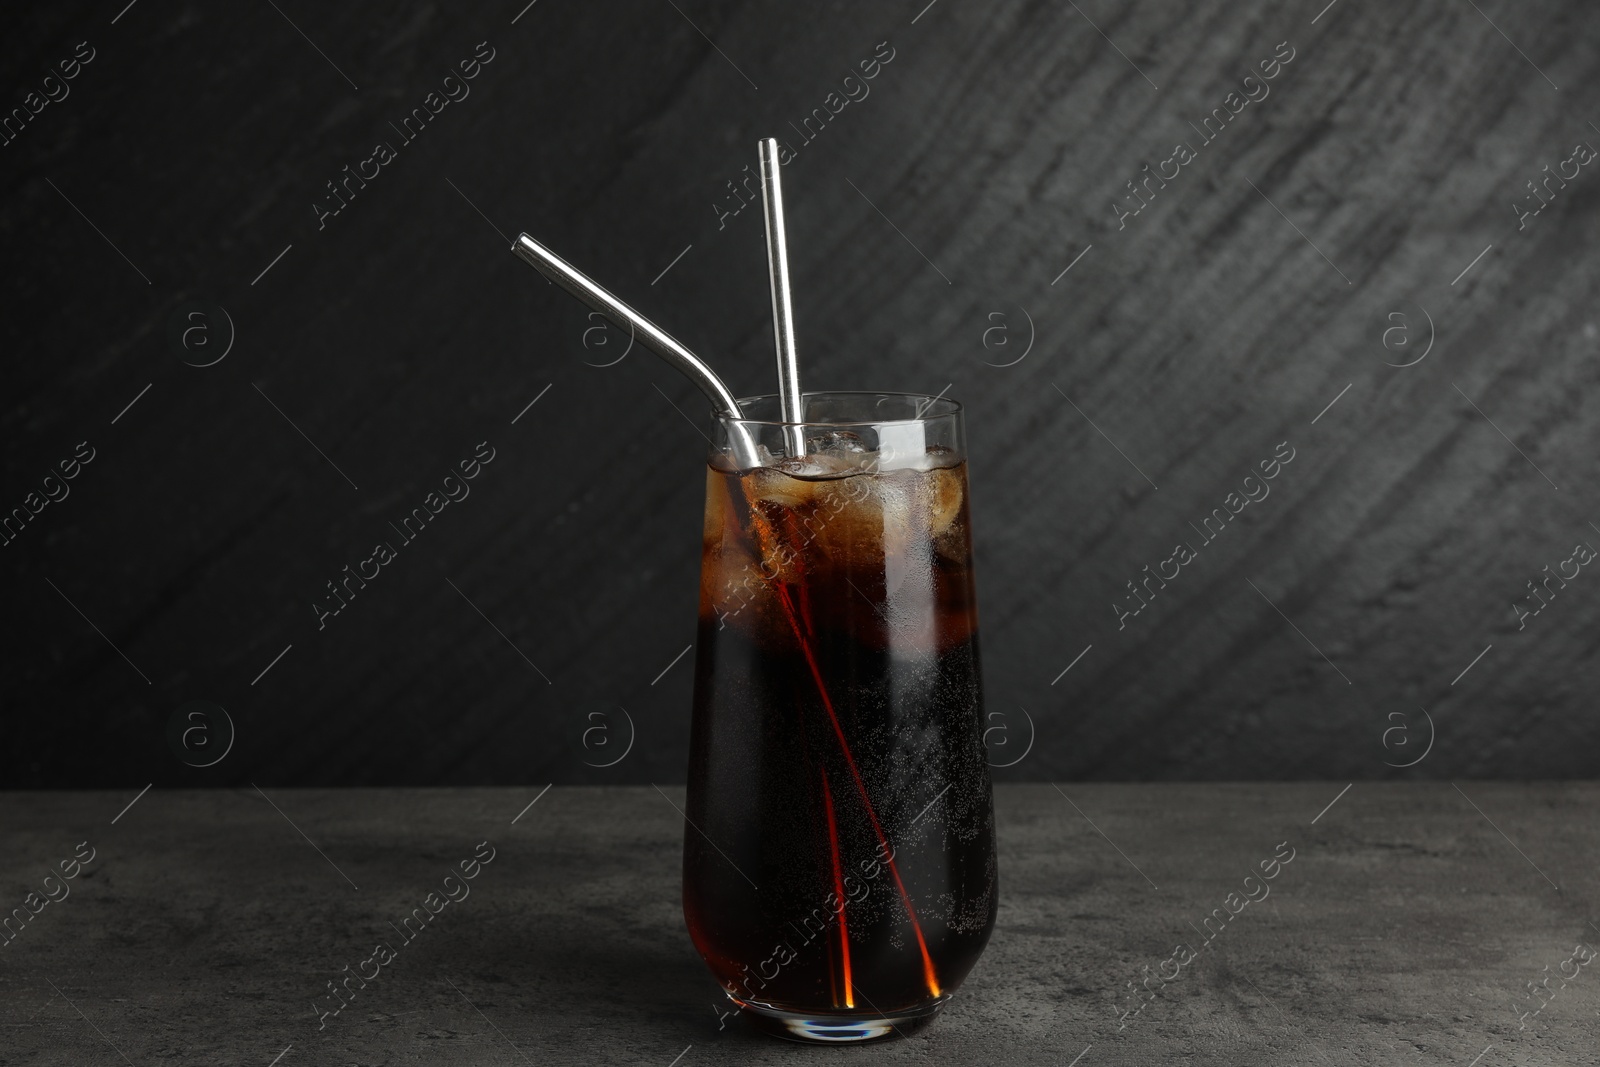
[3,784,1596,1065]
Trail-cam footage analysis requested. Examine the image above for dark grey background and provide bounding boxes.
[3,0,1596,788]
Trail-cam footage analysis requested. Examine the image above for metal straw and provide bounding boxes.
[510,233,761,469]
[757,138,808,460]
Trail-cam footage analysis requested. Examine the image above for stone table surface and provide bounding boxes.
[2,783,1597,1066]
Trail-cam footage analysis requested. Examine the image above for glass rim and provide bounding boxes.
[717,390,962,428]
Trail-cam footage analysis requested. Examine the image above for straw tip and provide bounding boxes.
[511,233,544,264]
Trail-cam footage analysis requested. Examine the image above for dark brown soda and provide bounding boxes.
[683,455,997,1026]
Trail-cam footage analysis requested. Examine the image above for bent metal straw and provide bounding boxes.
[509,233,761,469]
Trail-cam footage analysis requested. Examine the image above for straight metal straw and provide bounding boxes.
[510,233,761,469]
[757,138,808,460]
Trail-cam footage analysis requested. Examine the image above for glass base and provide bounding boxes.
[735,996,948,1044]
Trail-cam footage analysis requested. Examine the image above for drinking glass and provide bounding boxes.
[682,391,997,1043]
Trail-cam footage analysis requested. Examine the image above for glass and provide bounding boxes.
[682,391,997,1043]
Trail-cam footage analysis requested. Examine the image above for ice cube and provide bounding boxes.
[747,465,820,509]
[703,467,734,544]
[770,451,861,480]
[878,480,922,599]
[873,422,927,471]
[807,429,869,456]
[926,464,964,535]
[702,542,778,627]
